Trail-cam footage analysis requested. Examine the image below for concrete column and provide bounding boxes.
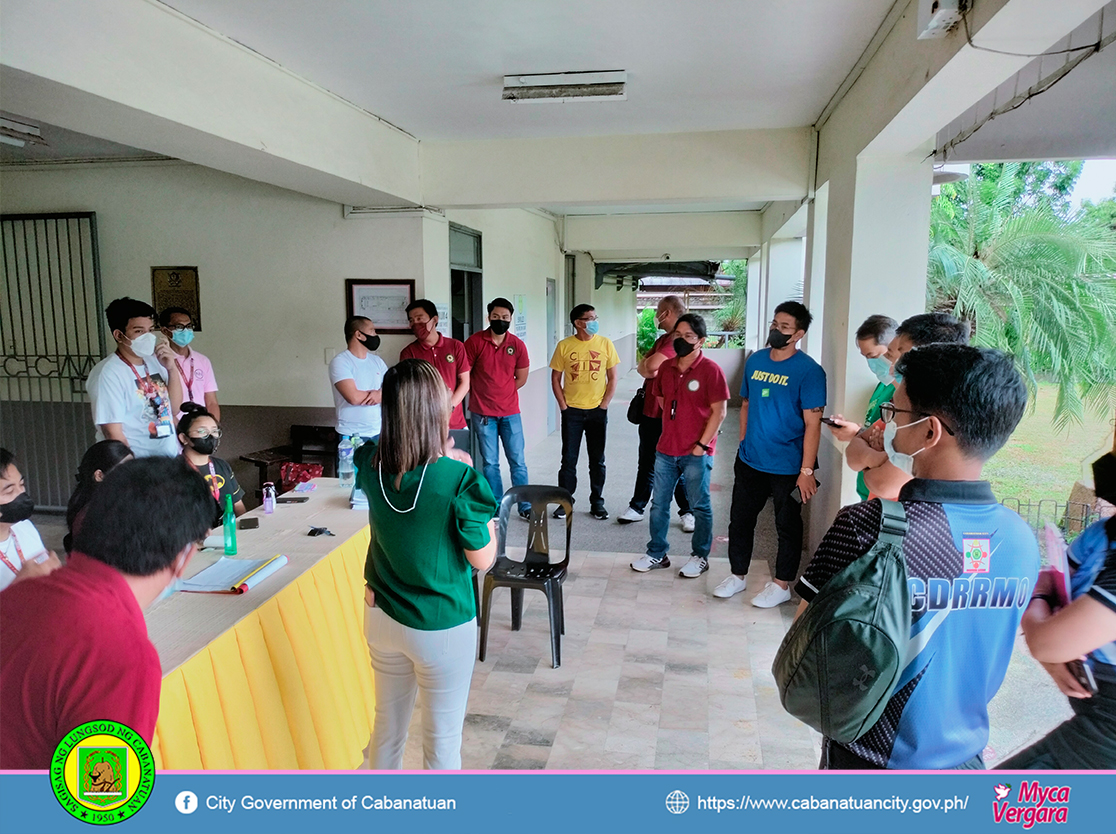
[809,152,933,552]
[745,244,766,352]
[764,238,806,324]
[800,183,829,363]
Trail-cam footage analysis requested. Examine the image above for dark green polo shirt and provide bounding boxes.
[355,443,496,631]
[856,381,895,501]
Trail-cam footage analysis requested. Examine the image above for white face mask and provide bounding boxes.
[129,331,157,357]
[883,417,928,474]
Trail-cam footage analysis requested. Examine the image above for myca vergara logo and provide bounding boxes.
[992,781,1070,828]
[50,720,155,825]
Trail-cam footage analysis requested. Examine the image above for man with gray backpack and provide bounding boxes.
[774,344,1039,769]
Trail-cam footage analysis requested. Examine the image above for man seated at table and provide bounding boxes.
[0,457,213,769]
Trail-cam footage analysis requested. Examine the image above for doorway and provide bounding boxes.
[449,224,483,341]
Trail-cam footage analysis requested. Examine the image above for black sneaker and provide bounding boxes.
[518,507,532,520]
[552,506,567,519]
[590,506,609,520]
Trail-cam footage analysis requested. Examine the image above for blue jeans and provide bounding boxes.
[471,413,529,512]
[646,451,714,560]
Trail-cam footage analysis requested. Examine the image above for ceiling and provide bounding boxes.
[937,33,1116,163]
[163,0,896,141]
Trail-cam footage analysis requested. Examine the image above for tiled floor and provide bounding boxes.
[397,546,821,771]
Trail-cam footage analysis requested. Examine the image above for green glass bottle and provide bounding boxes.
[223,494,237,555]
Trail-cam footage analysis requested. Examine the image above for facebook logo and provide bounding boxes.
[175,791,198,814]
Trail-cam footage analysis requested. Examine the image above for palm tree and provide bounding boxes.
[927,164,1116,429]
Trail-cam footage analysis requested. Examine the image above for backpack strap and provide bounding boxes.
[878,499,909,545]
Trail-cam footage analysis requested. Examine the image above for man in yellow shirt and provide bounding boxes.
[550,304,620,520]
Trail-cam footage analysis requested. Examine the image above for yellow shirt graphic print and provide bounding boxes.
[550,334,621,410]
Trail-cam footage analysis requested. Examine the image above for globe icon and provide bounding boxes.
[665,790,690,814]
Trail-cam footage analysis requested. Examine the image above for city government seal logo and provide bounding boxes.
[50,720,155,825]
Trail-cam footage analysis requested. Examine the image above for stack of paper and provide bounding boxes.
[179,555,290,594]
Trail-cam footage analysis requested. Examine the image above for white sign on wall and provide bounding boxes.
[435,302,451,337]
[513,293,528,340]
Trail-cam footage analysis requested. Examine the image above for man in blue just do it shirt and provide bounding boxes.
[715,301,826,608]
[795,344,1039,769]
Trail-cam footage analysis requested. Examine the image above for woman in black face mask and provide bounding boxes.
[0,447,62,591]
[177,403,246,526]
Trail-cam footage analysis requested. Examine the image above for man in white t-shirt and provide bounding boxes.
[86,297,183,458]
[158,306,221,423]
[0,448,61,593]
[329,316,388,441]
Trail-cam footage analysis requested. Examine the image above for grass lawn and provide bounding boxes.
[984,382,1113,506]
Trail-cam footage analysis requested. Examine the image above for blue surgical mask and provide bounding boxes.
[171,328,194,347]
[867,356,893,386]
[586,320,600,335]
[882,417,928,475]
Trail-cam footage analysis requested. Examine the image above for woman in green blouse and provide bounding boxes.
[356,358,497,770]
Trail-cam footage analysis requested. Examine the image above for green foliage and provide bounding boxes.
[636,307,658,359]
[715,260,748,335]
[927,162,1116,429]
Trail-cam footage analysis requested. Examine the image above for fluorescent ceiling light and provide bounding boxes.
[0,116,47,147]
[503,70,626,103]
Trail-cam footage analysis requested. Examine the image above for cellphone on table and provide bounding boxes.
[238,517,260,530]
[1067,658,1099,695]
[276,495,309,504]
[820,416,842,427]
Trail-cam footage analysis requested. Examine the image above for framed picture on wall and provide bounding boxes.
[152,266,202,330]
[345,279,416,334]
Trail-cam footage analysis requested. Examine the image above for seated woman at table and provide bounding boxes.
[355,358,497,770]
[177,402,245,526]
[64,439,133,553]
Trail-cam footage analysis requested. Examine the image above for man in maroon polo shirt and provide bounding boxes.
[631,313,729,577]
[464,297,531,518]
[401,299,472,438]
[0,457,212,769]
[619,295,694,530]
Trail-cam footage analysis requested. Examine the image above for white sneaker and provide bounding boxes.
[751,581,792,608]
[680,513,696,533]
[630,554,671,572]
[618,506,645,524]
[713,575,748,599]
[678,556,708,578]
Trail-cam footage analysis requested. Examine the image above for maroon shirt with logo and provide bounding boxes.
[641,333,677,419]
[464,330,530,418]
[0,552,162,769]
[400,334,472,429]
[652,352,731,456]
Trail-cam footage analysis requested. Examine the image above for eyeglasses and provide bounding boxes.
[879,402,955,436]
[188,428,222,439]
[674,332,701,344]
[577,316,598,322]
[167,324,194,332]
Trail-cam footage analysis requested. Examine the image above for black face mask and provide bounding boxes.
[188,435,219,456]
[359,333,381,351]
[0,491,34,524]
[767,328,793,349]
[490,320,511,335]
[673,338,696,357]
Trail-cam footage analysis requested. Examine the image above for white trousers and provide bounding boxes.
[363,603,476,770]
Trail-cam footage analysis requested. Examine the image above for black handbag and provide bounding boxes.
[626,388,646,424]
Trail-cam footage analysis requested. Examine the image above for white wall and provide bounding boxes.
[0,162,424,407]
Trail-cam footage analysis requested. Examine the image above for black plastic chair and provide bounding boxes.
[478,485,573,669]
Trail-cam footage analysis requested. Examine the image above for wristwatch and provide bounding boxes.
[800,467,814,476]
[695,441,712,453]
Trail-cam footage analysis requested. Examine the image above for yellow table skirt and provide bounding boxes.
[152,528,374,769]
